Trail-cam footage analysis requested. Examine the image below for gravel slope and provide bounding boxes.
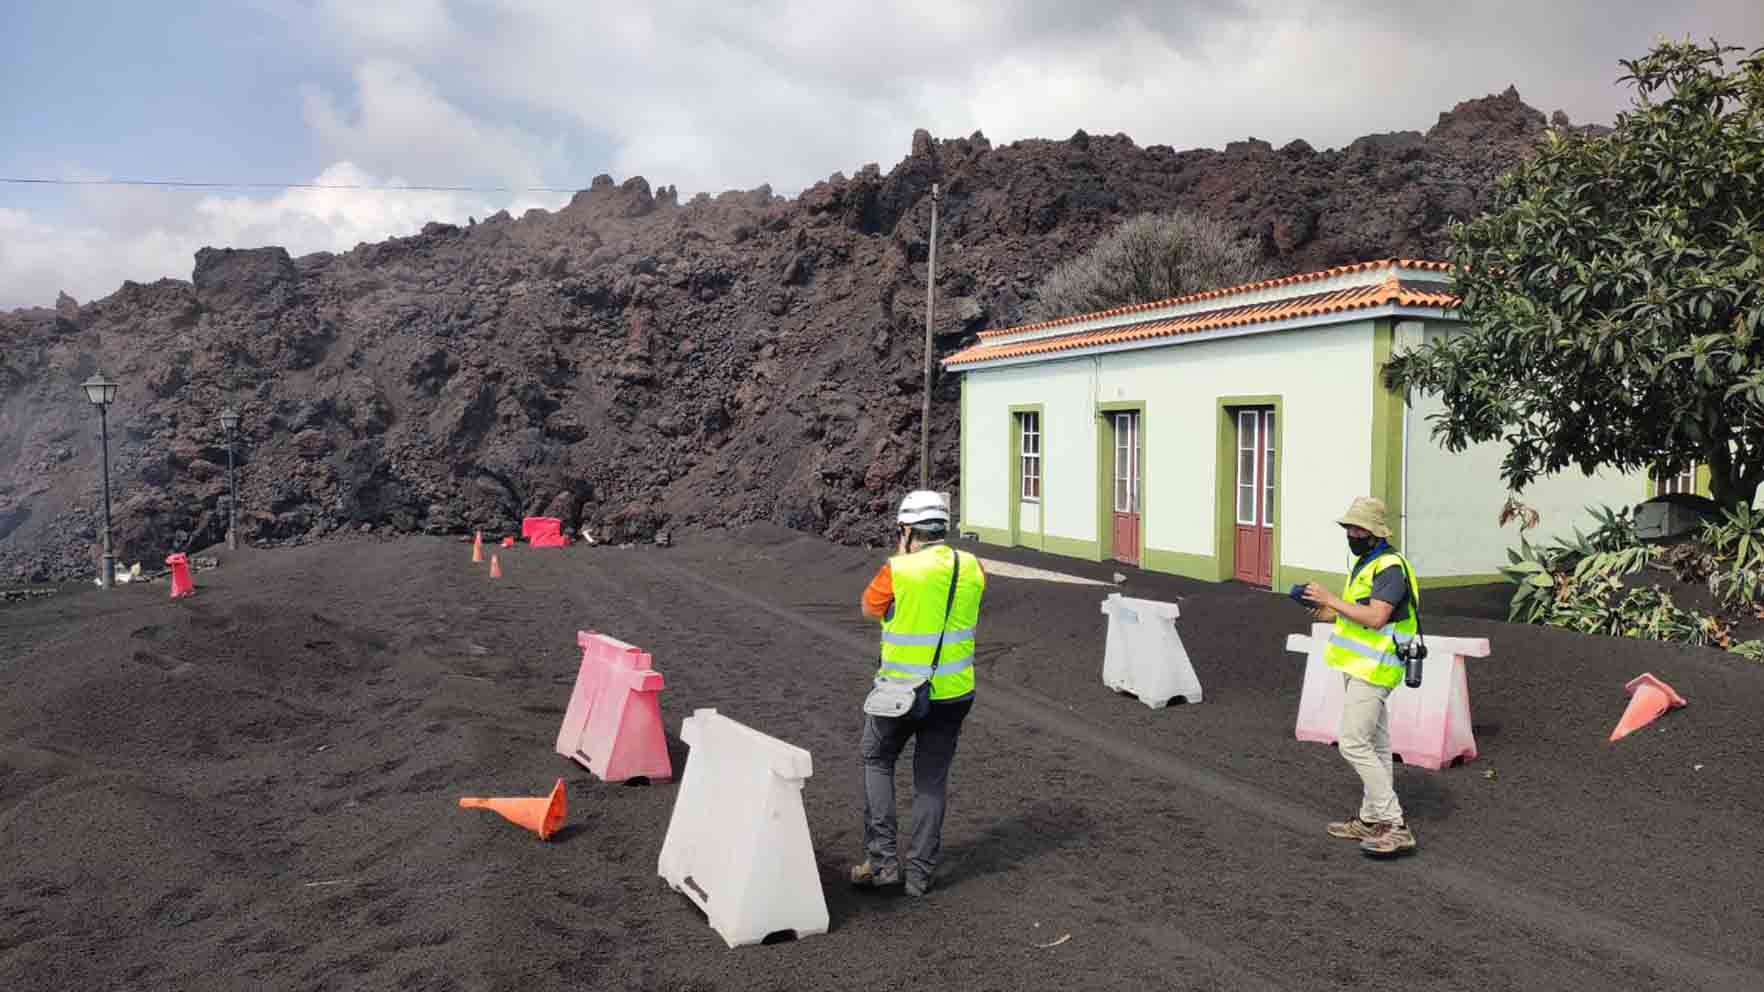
[1,528,1758,990]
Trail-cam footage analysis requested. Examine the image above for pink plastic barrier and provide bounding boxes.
[165,554,195,599]
[555,630,673,783]
[1285,623,1490,770]
[522,516,562,542]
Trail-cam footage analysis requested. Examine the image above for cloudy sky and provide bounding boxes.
[2,0,1760,309]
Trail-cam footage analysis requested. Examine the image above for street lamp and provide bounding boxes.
[220,406,240,550]
[81,372,119,588]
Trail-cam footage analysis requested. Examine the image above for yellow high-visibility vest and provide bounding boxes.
[877,544,985,701]
[1323,549,1420,689]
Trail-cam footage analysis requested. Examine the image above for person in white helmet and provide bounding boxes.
[850,491,986,897]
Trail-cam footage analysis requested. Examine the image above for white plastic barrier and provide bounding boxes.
[1100,593,1203,708]
[657,708,829,948]
[1286,623,1491,770]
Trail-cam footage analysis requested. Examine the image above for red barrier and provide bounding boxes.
[166,554,195,599]
[522,516,562,542]
[555,631,672,783]
[524,516,567,548]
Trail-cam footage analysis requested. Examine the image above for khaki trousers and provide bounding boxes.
[1339,673,1403,824]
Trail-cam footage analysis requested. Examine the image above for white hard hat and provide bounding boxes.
[896,490,951,525]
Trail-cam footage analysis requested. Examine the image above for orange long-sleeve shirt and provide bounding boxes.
[861,554,983,619]
[861,563,894,619]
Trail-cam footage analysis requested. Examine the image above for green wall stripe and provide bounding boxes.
[1042,535,1103,561]
[1281,564,1349,595]
[1142,548,1218,582]
[1369,318,1404,541]
[1417,572,1508,589]
[967,524,1012,547]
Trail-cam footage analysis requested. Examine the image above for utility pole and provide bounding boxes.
[221,406,240,550]
[919,182,940,491]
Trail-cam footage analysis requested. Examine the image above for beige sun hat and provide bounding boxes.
[1337,496,1391,538]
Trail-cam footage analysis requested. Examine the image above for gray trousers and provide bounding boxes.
[861,696,973,884]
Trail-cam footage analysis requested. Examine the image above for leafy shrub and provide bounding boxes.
[1699,503,1764,563]
[1546,579,1725,647]
[1729,640,1764,662]
[1699,504,1764,607]
[1029,211,1272,320]
[1499,522,1654,625]
[1501,502,1763,654]
[1657,542,1719,584]
[1582,505,1639,553]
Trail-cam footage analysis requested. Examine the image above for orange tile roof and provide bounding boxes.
[943,268,1458,368]
[972,258,1454,342]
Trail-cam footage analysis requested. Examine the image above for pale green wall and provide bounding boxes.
[960,361,1099,544]
[960,311,1670,583]
[958,320,1377,572]
[1091,321,1376,573]
[1402,321,1650,576]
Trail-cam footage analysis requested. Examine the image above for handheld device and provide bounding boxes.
[1287,583,1312,606]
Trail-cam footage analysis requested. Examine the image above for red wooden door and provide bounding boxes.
[1232,408,1276,586]
[1111,412,1141,565]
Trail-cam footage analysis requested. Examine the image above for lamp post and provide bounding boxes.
[220,406,240,550]
[81,372,119,588]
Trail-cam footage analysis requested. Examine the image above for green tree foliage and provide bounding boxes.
[1386,40,1764,507]
[1030,210,1272,319]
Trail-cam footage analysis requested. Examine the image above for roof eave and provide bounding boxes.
[974,258,1456,343]
[943,304,1457,372]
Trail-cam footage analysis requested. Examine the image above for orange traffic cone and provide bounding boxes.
[458,779,567,840]
[1609,673,1686,742]
[472,530,483,563]
[489,554,502,579]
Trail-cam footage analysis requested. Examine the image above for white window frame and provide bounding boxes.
[1019,412,1041,502]
[1113,412,1140,514]
[1236,410,1260,525]
[1656,464,1697,496]
[1261,411,1277,527]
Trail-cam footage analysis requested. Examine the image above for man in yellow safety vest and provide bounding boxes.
[1302,496,1421,858]
[851,490,986,897]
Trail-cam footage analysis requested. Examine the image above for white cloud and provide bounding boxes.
[8,0,1761,308]
[287,0,1763,196]
[302,60,563,188]
[0,163,565,310]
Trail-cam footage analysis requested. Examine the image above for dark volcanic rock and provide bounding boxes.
[0,90,1553,580]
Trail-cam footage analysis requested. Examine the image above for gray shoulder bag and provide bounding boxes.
[863,550,960,720]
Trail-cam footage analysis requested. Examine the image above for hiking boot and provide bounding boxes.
[1358,821,1417,858]
[1326,816,1378,841]
[850,860,900,888]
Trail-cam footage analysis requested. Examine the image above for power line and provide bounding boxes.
[0,176,584,194]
